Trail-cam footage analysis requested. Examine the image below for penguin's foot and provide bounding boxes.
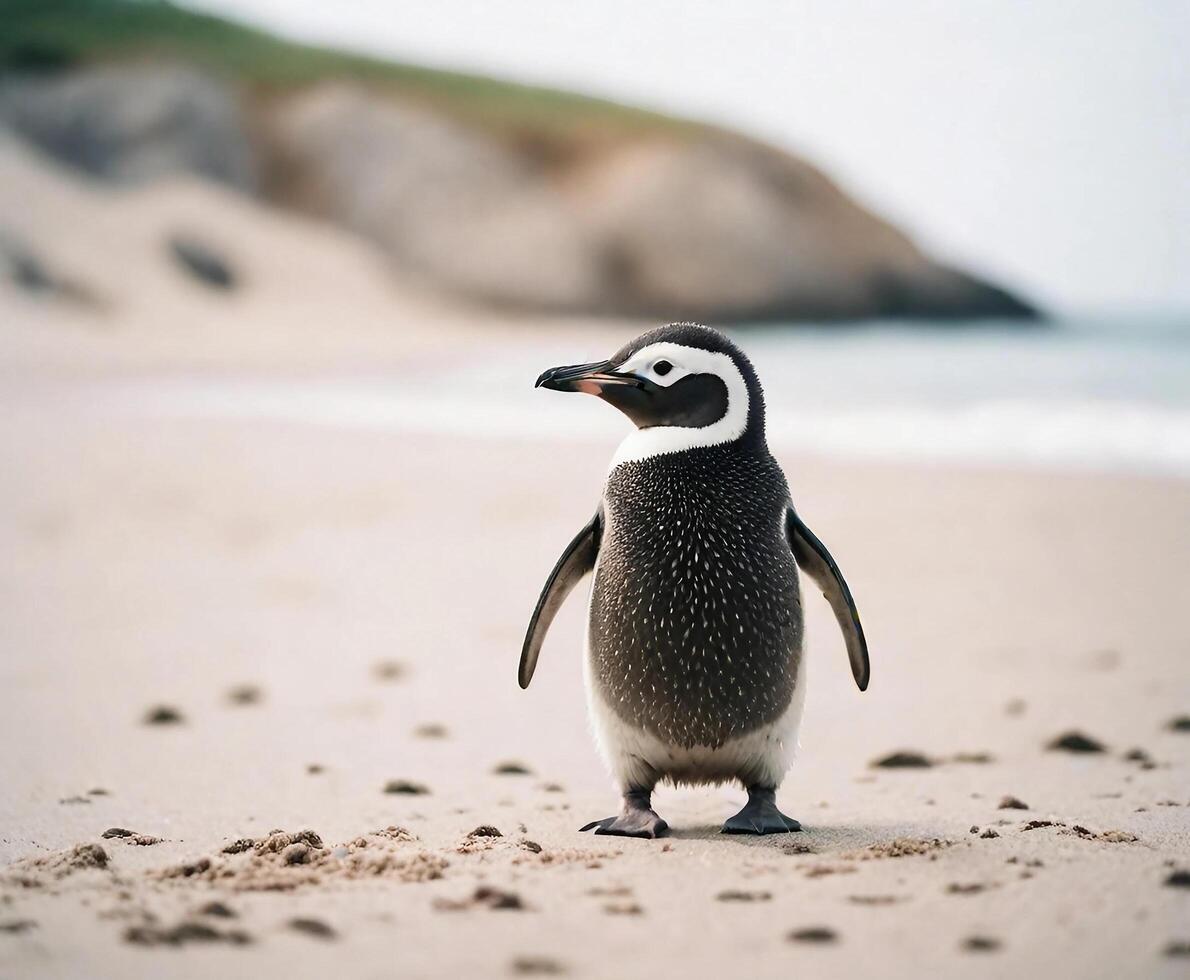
[721,786,802,835]
[580,789,668,839]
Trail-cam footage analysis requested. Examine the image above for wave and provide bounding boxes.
[105,379,1190,479]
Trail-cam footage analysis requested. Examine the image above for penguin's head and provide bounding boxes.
[536,322,766,465]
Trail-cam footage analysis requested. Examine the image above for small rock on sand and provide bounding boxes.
[998,795,1029,810]
[0,920,38,934]
[871,751,932,768]
[143,705,184,725]
[198,901,237,918]
[288,918,337,940]
[168,235,237,291]
[1046,731,1106,753]
[1123,747,1156,768]
[226,685,262,705]
[383,780,429,795]
[1165,941,1190,958]
[125,920,251,947]
[963,936,1002,953]
[438,886,526,911]
[100,828,161,845]
[716,890,771,902]
[372,660,407,682]
[282,843,312,865]
[493,761,533,776]
[511,956,565,975]
[946,882,989,895]
[414,723,449,739]
[467,825,503,838]
[788,927,838,944]
[475,886,525,910]
[1164,870,1190,888]
[1166,715,1190,733]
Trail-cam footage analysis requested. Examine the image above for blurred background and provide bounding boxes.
[0,0,1187,473]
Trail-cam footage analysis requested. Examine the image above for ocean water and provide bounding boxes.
[116,316,1190,479]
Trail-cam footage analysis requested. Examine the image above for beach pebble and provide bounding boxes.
[282,843,311,865]
[1046,731,1106,753]
[963,936,1002,953]
[383,779,429,795]
[788,926,837,944]
[871,751,932,769]
[288,917,336,940]
[143,705,184,725]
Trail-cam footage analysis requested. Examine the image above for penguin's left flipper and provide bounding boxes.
[519,509,602,689]
[786,506,870,691]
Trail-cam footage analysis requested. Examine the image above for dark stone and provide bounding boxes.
[288,918,336,939]
[383,779,429,795]
[871,751,933,769]
[1046,731,1106,753]
[493,761,533,775]
[169,236,236,290]
[998,795,1029,810]
[787,926,837,944]
[143,705,184,725]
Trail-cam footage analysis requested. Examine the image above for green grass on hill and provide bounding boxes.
[0,0,694,140]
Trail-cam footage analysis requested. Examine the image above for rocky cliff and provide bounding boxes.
[0,1,1036,322]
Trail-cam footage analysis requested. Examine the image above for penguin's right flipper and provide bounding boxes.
[786,507,870,691]
[519,510,602,689]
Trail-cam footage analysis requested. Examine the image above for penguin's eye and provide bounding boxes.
[653,360,673,377]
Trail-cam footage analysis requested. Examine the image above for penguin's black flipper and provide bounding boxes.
[519,510,602,689]
[786,507,870,691]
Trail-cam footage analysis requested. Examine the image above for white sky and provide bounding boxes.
[189,0,1190,314]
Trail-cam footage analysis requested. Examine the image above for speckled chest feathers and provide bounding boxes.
[590,443,802,750]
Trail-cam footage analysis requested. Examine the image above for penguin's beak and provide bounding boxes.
[535,360,643,395]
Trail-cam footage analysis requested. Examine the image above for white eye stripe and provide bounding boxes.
[609,342,750,469]
[617,344,691,388]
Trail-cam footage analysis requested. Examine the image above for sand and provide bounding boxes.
[1,395,1187,979]
[1,136,1188,979]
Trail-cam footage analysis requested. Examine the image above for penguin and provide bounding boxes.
[520,322,868,837]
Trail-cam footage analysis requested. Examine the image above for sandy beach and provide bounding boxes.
[1,362,1187,978]
[1,146,1188,980]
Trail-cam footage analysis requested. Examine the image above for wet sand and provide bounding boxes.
[0,381,1187,979]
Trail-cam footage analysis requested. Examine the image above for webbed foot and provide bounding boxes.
[581,788,668,838]
[721,786,802,835]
